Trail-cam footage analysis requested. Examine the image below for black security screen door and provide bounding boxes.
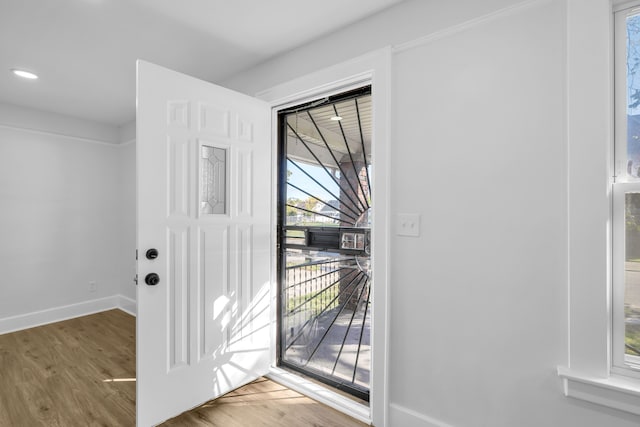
[277,86,372,401]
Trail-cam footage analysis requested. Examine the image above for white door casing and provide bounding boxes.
[259,48,391,426]
[136,61,271,427]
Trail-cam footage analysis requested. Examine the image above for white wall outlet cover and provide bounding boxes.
[397,213,420,237]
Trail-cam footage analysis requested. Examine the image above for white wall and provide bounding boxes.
[224,0,534,94]
[224,0,640,426]
[118,139,137,301]
[390,3,568,426]
[0,102,120,144]
[0,108,135,330]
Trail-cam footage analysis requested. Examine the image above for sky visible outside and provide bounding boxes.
[628,14,640,115]
[287,160,339,203]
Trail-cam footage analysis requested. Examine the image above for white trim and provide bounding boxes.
[564,0,572,369]
[257,48,388,106]
[118,294,137,316]
[0,294,136,335]
[564,0,613,374]
[614,0,640,13]
[612,0,630,374]
[260,71,372,110]
[120,138,136,147]
[389,403,454,427]
[267,367,370,424]
[392,0,548,54]
[558,0,640,417]
[558,367,640,415]
[259,47,391,427]
[0,123,121,146]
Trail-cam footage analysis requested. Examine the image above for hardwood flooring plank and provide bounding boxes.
[162,377,369,427]
[0,309,368,427]
[0,310,136,427]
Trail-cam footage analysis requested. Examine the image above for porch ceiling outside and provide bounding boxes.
[285,95,372,168]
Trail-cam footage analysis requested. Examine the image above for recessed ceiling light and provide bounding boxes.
[11,69,38,80]
[330,116,342,121]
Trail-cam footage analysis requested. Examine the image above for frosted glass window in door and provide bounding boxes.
[201,145,227,215]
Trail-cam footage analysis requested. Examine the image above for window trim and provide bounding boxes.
[557,367,640,415]
[612,0,640,377]
[557,0,640,416]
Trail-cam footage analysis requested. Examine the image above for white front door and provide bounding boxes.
[136,61,272,427]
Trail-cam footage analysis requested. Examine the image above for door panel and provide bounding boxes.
[137,61,271,426]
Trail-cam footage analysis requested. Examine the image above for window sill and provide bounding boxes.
[557,366,640,415]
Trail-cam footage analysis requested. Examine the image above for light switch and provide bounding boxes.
[397,213,420,237]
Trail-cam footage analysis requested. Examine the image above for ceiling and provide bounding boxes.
[0,0,404,127]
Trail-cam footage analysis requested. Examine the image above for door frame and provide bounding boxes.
[257,47,391,427]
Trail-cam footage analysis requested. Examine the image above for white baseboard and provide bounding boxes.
[389,403,454,427]
[118,294,137,317]
[0,294,137,335]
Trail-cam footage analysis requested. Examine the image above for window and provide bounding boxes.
[557,0,640,416]
[613,2,640,378]
[200,145,227,215]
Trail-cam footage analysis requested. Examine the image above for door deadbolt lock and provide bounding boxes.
[145,273,160,286]
[146,248,159,260]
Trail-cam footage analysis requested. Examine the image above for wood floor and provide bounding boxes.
[0,309,136,426]
[0,309,369,427]
[162,377,367,427]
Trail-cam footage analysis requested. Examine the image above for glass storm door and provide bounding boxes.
[277,87,372,401]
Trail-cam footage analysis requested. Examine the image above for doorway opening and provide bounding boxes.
[277,86,372,402]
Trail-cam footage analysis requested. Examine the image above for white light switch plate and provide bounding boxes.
[397,213,420,237]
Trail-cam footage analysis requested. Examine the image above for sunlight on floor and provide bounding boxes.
[103,378,137,383]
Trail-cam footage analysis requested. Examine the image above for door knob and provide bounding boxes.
[146,248,159,260]
[145,273,160,286]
